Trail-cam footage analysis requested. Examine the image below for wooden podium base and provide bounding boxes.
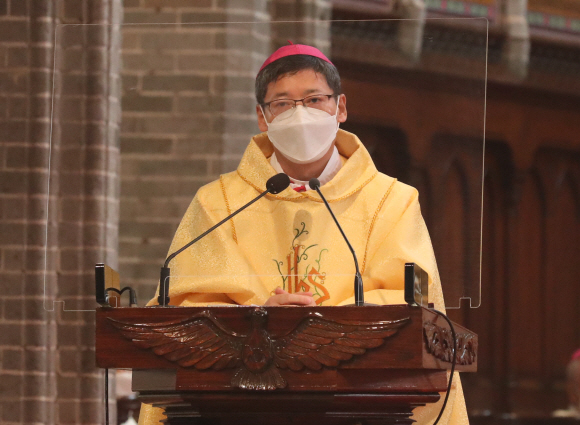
[139,391,440,425]
[96,305,477,424]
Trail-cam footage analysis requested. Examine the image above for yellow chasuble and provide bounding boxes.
[138,129,469,425]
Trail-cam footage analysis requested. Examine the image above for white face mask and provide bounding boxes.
[262,104,340,165]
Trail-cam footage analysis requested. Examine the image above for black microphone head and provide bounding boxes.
[266,173,291,194]
[309,178,321,190]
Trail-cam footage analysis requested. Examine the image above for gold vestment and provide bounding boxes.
[138,129,468,425]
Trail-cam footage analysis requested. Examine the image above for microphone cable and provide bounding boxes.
[105,286,138,307]
[310,178,458,419]
[430,309,457,425]
[104,368,109,425]
[102,288,137,424]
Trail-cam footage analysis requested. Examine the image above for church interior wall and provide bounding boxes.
[1,0,580,423]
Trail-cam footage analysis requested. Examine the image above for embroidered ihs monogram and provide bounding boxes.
[273,222,330,305]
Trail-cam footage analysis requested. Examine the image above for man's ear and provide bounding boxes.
[256,105,269,132]
[337,94,347,123]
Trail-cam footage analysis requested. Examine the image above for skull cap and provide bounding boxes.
[258,42,333,74]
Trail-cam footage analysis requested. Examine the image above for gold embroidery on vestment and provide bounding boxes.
[361,179,397,274]
[220,175,237,244]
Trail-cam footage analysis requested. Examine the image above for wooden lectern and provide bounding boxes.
[96,303,477,424]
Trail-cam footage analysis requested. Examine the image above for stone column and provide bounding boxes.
[0,0,122,423]
[396,0,426,61]
[118,0,272,302]
[271,0,332,53]
[502,0,530,79]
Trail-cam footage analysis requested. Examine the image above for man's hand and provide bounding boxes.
[264,287,316,306]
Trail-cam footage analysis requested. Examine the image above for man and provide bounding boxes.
[553,349,580,418]
[138,43,468,424]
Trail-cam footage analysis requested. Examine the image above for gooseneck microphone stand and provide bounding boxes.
[309,178,365,306]
[157,173,291,306]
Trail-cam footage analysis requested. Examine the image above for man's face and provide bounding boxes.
[256,69,347,132]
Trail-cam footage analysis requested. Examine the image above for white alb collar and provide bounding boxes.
[270,146,342,190]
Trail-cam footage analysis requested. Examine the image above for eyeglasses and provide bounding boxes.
[262,94,337,117]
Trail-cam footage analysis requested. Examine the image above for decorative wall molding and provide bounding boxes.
[425,0,496,19]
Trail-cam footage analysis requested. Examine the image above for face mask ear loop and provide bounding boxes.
[334,97,340,129]
[259,104,270,129]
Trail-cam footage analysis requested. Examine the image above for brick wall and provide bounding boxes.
[0,0,332,421]
[118,0,273,303]
[0,0,122,423]
[117,0,332,305]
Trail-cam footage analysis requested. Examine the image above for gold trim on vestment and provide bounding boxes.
[361,178,397,275]
[236,169,379,203]
[220,175,238,244]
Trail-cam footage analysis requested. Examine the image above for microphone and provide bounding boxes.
[157,173,291,306]
[309,178,366,306]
